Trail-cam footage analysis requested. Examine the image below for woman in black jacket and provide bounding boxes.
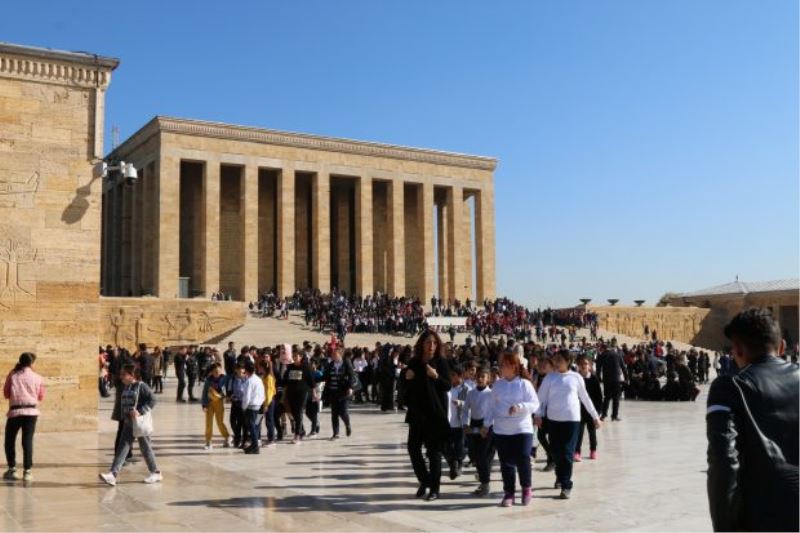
[404,329,451,501]
[282,350,315,443]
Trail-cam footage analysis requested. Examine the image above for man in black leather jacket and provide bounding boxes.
[706,308,799,532]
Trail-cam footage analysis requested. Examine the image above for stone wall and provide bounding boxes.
[590,305,719,348]
[0,44,117,431]
[99,297,247,351]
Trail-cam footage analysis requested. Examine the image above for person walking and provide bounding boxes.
[535,349,601,499]
[323,346,355,440]
[3,353,45,482]
[706,308,799,532]
[174,347,187,402]
[240,360,265,455]
[484,350,539,507]
[99,365,162,486]
[596,344,626,421]
[201,363,231,450]
[404,329,451,502]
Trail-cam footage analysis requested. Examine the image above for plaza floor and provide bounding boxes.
[1,378,712,532]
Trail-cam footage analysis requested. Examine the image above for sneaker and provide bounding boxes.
[559,488,571,499]
[448,464,458,480]
[223,437,232,448]
[2,468,19,481]
[415,485,428,498]
[521,487,532,506]
[346,426,352,437]
[143,472,162,484]
[589,450,598,460]
[500,493,514,507]
[292,436,300,445]
[203,443,213,451]
[612,417,622,422]
[99,472,117,486]
[474,483,490,497]
[543,462,555,472]
[243,447,260,455]
[424,492,439,502]
[554,481,561,489]
[573,452,582,462]
[330,434,340,441]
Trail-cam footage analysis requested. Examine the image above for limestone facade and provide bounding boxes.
[592,279,799,349]
[0,43,118,430]
[99,297,247,352]
[103,117,497,303]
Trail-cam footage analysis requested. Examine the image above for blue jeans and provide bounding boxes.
[493,432,533,495]
[246,409,261,449]
[548,420,581,490]
[263,397,277,442]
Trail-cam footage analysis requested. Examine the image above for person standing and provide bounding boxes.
[284,349,315,443]
[3,353,45,482]
[150,347,164,394]
[223,342,237,378]
[575,355,602,461]
[535,349,601,500]
[201,363,231,450]
[99,365,162,486]
[240,360,265,455]
[596,344,627,421]
[706,308,799,532]
[174,347,187,402]
[323,346,355,440]
[186,347,199,402]
[404,330,451,502]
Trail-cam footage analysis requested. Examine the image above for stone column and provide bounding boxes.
[446,185,465,302]
[436,196,448,300]
[277,166,295,296]
[419,181,435,302]
[355,175,373,296]
[474,186,496,302]
[203,160,220,297]
[241,165,259,301]
[462,192,473,301]
[312,170,331,292]
[130,178,140,295]
[157,156,180,298]
[387,178,405,296]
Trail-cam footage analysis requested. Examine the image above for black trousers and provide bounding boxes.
[176,373,186,401]
[407,424,444,493]
[330,397,350,436]
[537,418,552,464]
[575,415,597,454]
[4,415,37,470]
[468,431,495,484]
[290,392,309,436]
[380,378,394,410]
[187,374,197,400]
[305,398,319,433]
[230,402,248,444]
[548,421,580,490]
[602,382,621,419]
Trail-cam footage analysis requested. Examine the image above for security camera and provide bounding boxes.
[122,162,138,186]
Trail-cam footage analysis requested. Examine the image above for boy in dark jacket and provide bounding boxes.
[576,355,603,460]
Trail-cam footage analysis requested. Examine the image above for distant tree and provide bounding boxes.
[657,292,681,307]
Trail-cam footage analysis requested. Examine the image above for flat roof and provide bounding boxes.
[0,41,119,69]
[680,278,799,298]
[111,116,498,171]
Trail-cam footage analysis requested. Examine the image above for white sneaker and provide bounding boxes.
[223,437,232,448]
[99,472,117,486]
[203,443,213,451]
[143,472,162,484]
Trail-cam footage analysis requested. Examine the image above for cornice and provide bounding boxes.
[111,116,498,171]
[0,42,118,89]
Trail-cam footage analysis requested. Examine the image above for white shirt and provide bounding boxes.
[484,377,540,435]
[535,370,600,422]
[465,385,493,423]
[240,374,266,411]
[447,383,470,428]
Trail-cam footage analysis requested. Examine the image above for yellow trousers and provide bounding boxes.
[205,399,230,442]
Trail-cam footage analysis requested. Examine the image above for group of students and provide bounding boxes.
[403,329,603,505]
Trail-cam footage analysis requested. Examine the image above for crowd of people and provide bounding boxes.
[3,300,797,528]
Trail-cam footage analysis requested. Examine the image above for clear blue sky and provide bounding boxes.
[4,1,797,308]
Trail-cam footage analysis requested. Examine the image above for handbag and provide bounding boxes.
[131,382,154,438]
